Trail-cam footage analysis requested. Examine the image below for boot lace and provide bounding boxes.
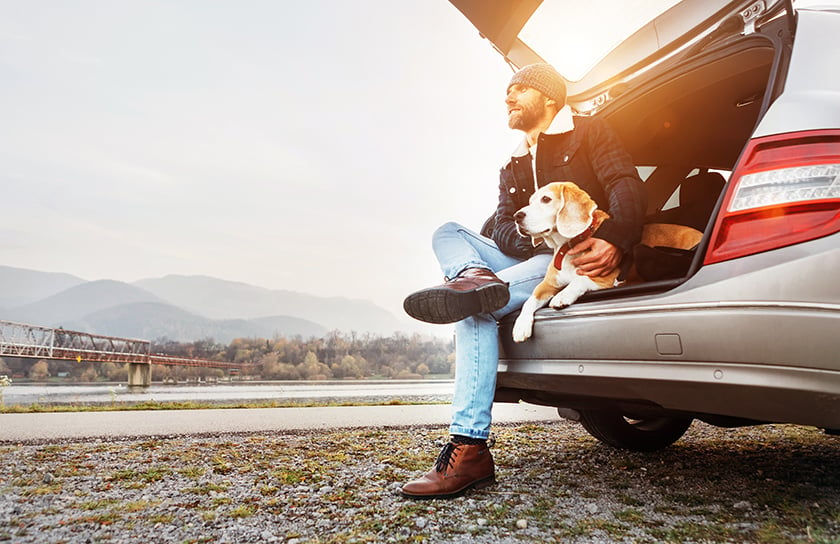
[433,442,460,473]
[434,438,494,473]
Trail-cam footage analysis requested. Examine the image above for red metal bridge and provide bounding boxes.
[0,320,248,385]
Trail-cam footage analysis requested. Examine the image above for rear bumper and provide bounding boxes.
[495,357,840,429]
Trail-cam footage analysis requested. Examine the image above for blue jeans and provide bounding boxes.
[431,221,551,440]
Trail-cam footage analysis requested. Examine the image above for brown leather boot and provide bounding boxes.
[403,268,509,324]
[401,439,495,499]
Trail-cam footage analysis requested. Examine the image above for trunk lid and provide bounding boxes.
[450,0,789,110]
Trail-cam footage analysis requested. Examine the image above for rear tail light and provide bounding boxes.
[704,129,840,265]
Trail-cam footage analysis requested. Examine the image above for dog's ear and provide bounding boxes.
[556,183,596,238]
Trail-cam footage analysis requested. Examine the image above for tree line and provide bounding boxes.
[0,331,456,382]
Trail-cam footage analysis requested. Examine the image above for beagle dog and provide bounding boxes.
[511,181,701,342]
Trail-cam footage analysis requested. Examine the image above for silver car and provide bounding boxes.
[451,0,840,451]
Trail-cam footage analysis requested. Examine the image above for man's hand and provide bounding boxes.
[569,238,622,277]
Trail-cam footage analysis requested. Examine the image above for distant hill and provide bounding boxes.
[5,280,162,326]
[1,267,407,342]
[134,275,401,334]
[64,302,327,343]
[0,265,86,309]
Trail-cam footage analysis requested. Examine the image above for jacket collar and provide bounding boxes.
[511,105,575,158]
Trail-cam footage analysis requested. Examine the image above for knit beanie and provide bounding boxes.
[508,63,567,105]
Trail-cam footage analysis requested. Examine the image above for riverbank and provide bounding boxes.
[0,379,455,409]
[2,420,839,543]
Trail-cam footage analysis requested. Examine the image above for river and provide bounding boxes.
[0,379,455,407]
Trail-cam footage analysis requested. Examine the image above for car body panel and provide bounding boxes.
[754,9,840,137]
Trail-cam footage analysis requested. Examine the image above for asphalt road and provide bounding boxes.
[0,402,559,442]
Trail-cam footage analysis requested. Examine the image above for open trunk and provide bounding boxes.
[453,0,794,302]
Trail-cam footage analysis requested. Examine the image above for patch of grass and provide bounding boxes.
[211,456,234,475]
[0,397,447,414]
[617,493,645,507]
[558,517,627,539]
[381,450,431,472]
[106,468,139,482]
[199,510,217,522]
[653,503,690,516]
[522,496,554,522]
[148,513,175,524]
[141,466,170,482]
[178,466,205,479]
[9,476,36,487]
[137,439,164,450]
[390,502,434,526]
[650,520,738,542]
[668,491,715,507]
[184,481,231,495]
[120,499,158,513]
[105,466,170,488]
[64,511,122,526]
[258,484,278,496]
[614,508,646,523]
[18,482,62,496]
[228,504,256,518]
[486,502,512,522]
[323,488,364,509]
[272,467,309,485]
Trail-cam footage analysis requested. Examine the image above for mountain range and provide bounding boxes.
[0,266,411,343]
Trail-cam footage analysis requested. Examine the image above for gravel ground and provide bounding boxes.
[1,418,839,544]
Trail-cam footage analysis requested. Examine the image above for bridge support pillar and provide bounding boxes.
[128,362,152,388]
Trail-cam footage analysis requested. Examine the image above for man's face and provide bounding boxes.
[506,84,551,131]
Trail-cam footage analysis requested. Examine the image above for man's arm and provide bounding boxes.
[583,117,648,255]
[571,118,646,277]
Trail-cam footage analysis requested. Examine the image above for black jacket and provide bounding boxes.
[491,115,647,260]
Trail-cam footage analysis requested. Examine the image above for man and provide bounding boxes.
[401,63,646,499]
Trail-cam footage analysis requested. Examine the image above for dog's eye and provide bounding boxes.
[540,195,552,204]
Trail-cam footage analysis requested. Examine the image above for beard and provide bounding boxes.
[508,98,545,131]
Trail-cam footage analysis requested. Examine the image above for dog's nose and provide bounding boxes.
[514,210,525,222]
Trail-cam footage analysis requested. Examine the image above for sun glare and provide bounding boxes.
[519,0,682,81]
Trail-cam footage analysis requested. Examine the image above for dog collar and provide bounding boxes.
[553,216,603,270]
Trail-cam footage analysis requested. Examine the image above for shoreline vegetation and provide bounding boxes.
[0,332,457,384]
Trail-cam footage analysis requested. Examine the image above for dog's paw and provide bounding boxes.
[512,315,533,343]
[549,292,575,309]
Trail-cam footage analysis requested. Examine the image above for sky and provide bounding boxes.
[0,0,670,329]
